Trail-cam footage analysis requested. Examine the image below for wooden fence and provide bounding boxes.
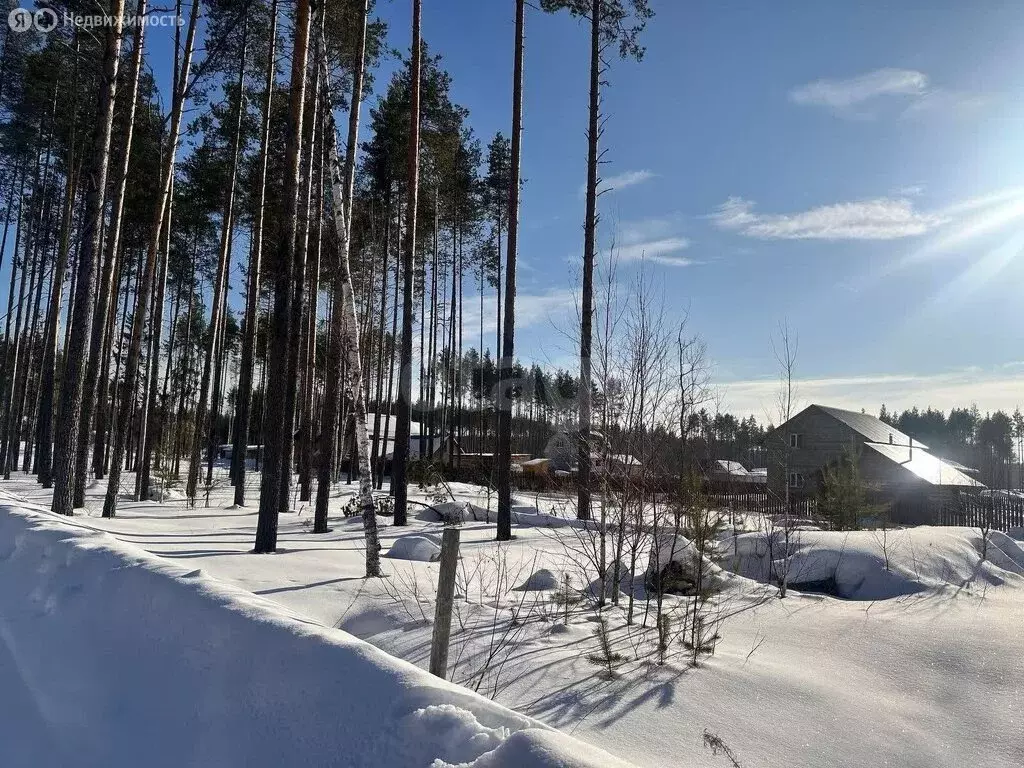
[936,492,1024,531]
[704,488,816,519]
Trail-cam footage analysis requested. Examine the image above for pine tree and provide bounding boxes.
[51,0,127,516]
[391,0,423,527]
[232,0,279,506]
[255,0,313,551]
[540,0,653,522]
[100,0,200,519]
[496,0,525,542]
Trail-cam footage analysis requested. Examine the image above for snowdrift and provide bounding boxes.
[0,504,633,768]
[386,533,443,562]
[730,526,1024,600]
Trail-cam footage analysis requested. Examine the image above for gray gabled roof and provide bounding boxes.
[811,404,927,449]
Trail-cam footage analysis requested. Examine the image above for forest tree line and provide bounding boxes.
[0,0,660,575]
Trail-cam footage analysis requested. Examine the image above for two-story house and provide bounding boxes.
[767,404,984,523]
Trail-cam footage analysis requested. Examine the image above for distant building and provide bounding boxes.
[595,453,643,478]
[544,427,610,471]
[767,404,985,524]
[359,413,442,461]
[709,460,766,486]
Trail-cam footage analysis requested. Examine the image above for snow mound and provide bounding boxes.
[148,486,186,502]
[418,501,491,524]
[586,560,636,598]
[731,526,1024,600]
[514,568,559,591]
[386,534,444,562]
[0,504,632,768]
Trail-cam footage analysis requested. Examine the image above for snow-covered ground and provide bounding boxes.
[2,469,1023,768]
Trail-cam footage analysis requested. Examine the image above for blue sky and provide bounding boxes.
[365,0,1024,419]
[6,0,1023,421]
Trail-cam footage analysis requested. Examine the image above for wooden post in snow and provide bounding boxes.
[429,527,461,679]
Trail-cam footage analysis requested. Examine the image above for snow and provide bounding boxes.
[387,533,444,562]
[730,526,1024,599]
[0,498,631,768]
[514,568,560,591]
[2,472,1023,768]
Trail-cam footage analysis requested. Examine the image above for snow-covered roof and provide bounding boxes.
[714,460,748,475]
[863,442,985,487]
[364,413,425,439]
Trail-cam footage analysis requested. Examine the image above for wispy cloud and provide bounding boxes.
[618,238,694,266]
[789,68,928,109]
[710,196,945,240]
[460,289,577,341]
[894,184,925,197]
[901,88,987,119]
[578,169,655,198]
[789,68,983,120]
[610,215,695,267]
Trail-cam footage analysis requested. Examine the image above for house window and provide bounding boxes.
[790,433,803,449]
[788,472,805,489]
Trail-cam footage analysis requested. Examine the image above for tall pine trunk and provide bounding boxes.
[232,0,278,505]
[391,0,422,527]
[255,0,312,552]
[101,0,197,518]
[576,0,600,522]
[187,14,248,501]
[35,159,78,486]
[284,50,321,507]
[496,0,525,540]
[50,1,126,515]
[77,0,147,504]
[137,171,175,500]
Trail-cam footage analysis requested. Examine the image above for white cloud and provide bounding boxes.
[720,367,1024,422]
[617,237,693,265]
[901,88,987,119]
[608,215,695,266]
[789,68,928,109]
[789,68,984,120]
[578,169,655,197]
[619,215,679,245]
[460,289,577,340]
[894,184,925,197]
[710,196,946,240]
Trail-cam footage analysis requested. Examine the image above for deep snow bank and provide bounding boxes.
[0,504,632,768]
[730,526,1024,599]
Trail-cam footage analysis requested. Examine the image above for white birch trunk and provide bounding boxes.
[319,21,379,576]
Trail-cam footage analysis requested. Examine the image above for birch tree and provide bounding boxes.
[318,12,382,576]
